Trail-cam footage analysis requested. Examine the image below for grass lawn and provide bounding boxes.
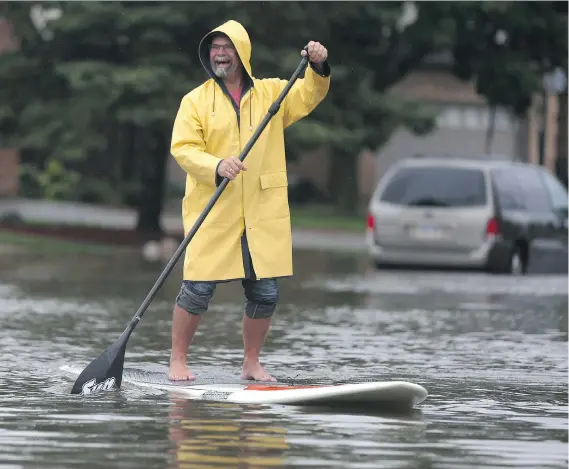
[289,204,365,232]
[0,231,133,256]
[0,203,366,255]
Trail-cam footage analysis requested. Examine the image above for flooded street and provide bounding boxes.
[0,247,566,469]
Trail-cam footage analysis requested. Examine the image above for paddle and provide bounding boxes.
[70,49,311,395]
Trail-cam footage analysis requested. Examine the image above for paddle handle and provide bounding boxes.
[126,53,310,332]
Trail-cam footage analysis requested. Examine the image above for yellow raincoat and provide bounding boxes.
[170,20,330,281]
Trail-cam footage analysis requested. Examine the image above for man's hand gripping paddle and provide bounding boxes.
[70,48,311,395]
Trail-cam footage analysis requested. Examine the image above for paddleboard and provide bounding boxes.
[61,366,428,409]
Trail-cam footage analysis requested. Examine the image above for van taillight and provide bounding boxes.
[486,218,500,236]
[367,213,375,230]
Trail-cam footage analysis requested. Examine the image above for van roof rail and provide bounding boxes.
[411,153,515,160]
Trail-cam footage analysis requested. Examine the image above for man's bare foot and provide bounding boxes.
[241,360,277,382]
[168,360,196,381]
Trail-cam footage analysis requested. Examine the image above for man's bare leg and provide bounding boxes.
[169,305,201,381]
[241,316,277,382]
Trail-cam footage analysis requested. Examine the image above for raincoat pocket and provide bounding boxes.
[184,180,235,224]
[259,171,289,220]
[260,171,288,189]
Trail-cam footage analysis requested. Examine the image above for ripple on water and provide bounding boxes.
[304,272,569,297]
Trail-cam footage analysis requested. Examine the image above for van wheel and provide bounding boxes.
[510,250,524,274]
[489,243,527,275]
[506,243,528,275]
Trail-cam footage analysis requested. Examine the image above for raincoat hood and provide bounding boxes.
[198,20,253,83]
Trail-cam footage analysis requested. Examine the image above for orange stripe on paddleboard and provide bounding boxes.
[244,384,326,391]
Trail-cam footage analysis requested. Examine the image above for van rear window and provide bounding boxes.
[379,166,487,207]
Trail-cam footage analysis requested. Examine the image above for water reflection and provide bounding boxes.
[168,396,288,468]
[165,393,431,469]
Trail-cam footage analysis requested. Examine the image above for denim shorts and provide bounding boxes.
[175,278,279,319]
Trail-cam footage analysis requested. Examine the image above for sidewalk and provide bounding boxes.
[0,198,367,253]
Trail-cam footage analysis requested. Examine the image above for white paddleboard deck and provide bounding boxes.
[61,366,427,409]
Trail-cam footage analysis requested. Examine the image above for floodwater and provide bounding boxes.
[0,246,567,469]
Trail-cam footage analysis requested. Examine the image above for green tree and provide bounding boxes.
[0,1,209,233]
[450,1,567,116]
[2,1,566,227]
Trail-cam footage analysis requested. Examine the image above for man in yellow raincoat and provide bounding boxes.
[169,19,330,381]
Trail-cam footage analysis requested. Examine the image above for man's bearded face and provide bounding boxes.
[210,37,240,79]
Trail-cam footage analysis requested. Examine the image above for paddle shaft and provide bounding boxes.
[125,54,310,336]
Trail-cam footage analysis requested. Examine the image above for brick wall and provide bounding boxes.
[556,92,568,186]
[0,149,19,197]
[0,19,20,197]
[0,18,18,52]
[557,92,568,162]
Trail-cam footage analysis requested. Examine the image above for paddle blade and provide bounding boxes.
[70,338,127,395]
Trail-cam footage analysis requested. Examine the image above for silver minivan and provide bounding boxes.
[366,157,568,274]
